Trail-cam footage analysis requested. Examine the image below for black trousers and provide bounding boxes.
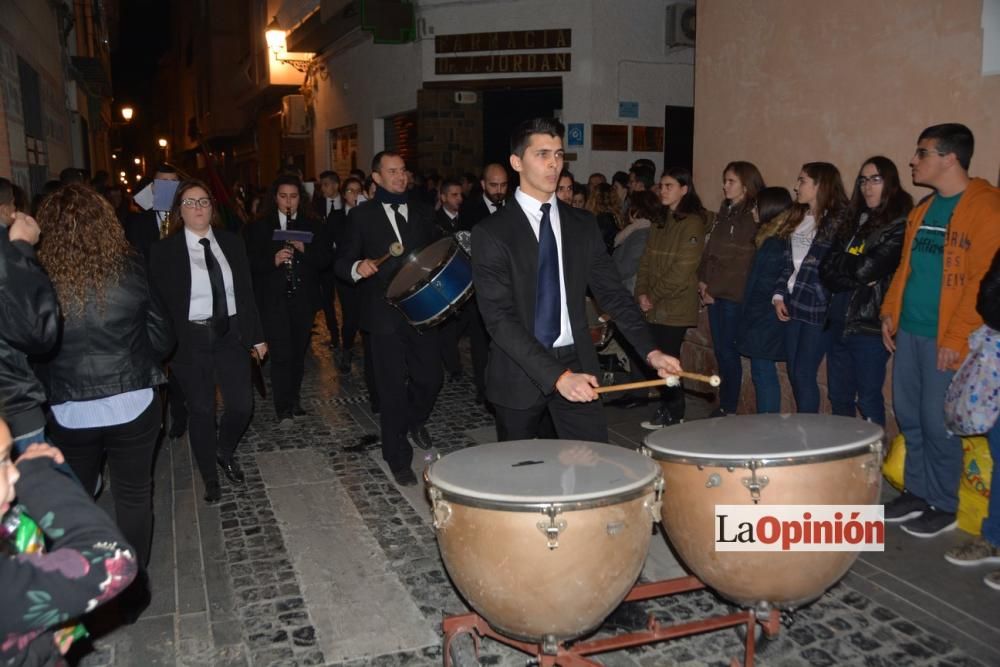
[649,323,687,419]
[337,279,361,351]
[438,298,489,394]
[166,368,187,428]
[362,331,379,408]
[370,324,442,472]
[493,345,608,443]
[171,319,254,488]
[48,394,161,567]
[319,270,339,344]
[265,291,316,413]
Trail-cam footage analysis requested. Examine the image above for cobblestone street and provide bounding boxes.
[76,335,1000,667]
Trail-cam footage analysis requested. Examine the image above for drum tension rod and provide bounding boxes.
[536,506,567,550]
[741,460,769,504]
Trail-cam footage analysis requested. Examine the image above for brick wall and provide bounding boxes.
[416,88,483,177]
[682,309,898,438]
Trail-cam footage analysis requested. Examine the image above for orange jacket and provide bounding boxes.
[881,177,1000,367]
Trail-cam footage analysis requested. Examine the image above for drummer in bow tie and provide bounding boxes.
[471,117,682,443]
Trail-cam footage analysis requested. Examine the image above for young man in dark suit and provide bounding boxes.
[334,151,442,486]
[471,118,682,441]
[313,170,346,352]
[244,175,332,423]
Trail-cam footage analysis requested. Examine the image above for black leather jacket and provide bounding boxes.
[33,256,172,404]
[820,216,906,337]
[978,248,1000,331]
[0,229,60,436]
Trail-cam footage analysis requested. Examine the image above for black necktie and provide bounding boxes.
[199,238,229,336]
[495,200,504,210]
[534,203,560,348]
[390,203,407,232]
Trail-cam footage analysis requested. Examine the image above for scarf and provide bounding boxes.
[374,185,408,206]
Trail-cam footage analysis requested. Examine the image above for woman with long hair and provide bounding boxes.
[698,161,765,416]
[820,157,912,425]
[585,182,623,254]
[772,162,849,413]
[736,187,795,413]
[635,168,708,428]
[149,179,267,503]
[34,183,171,612]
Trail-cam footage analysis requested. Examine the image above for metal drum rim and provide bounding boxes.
[426,479,659,512]
[644,438,882,468]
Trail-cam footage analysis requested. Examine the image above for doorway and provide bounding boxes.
[482,86,562,167]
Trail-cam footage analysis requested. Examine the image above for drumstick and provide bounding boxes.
[594,373,722,395]
[372,242,405,267]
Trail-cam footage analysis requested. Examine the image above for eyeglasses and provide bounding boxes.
[857,175,884,187]
[181,197,212,209]
[344,188,362,195]
[913,148,945,160]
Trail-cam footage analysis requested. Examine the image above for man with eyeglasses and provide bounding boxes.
[880,123,1000,539]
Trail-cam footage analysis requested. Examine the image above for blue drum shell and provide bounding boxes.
[393,249,473,327]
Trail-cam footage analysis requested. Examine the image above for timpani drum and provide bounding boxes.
[426,440,662,643]
[644,414,883,609]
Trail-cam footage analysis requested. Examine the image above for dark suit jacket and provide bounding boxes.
[147,228,265,364]
[124,210,161,261]
[459,195,495,231]
[434,208,463,237]
[472,198,655,409]
[243,212,332,318]
[334,199,439,335]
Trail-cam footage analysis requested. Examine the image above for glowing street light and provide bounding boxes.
[112,153,117,159]
[121,106,134,122]
[119,170,127,177]
[133,157,141,165]
[265,16,286,52]
[157,138,168,148]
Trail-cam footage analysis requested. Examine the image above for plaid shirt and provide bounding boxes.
[773,235,834,325]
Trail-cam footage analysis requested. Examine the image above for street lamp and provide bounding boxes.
[121,106,134,122]
[133,157,141,165]
[264,15,319,73]
[157,138,168,148]
[119,170,126,177]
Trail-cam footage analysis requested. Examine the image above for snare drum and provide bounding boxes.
[426,440,662,643]
[644,414,883,609]
[386,238,473,329]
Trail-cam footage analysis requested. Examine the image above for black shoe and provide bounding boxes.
[408,426,434,449]
[217,457,245,484]
[641,406,683,430]
[900,507,956,538]
[391,468,418,486]
[292,405,308,417]
[117,570,152,625]
[884,490,930,523]
[168,418,187,439]
[276,410,294,426]
[709,407,730,418]
[344,434,379,452]
[204,480,221,503]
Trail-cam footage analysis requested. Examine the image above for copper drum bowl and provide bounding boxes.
[644,414,883,610]
[426,440,663,643]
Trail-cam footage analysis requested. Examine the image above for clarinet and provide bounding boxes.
[284,206,297,297]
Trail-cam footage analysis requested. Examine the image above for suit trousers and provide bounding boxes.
[370,324,443,472]
[266,291,316,413]
[171,318,254,489]
[318,270,339,344]
[336,279,362,351]
[493,345,608,443]
[438,298,489,394]
[48,395,161,567]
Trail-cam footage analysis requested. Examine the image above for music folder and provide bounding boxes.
[271,229,314,243]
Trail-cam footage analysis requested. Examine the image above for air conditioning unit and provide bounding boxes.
[666,2,696,47]
[281,95,310,137]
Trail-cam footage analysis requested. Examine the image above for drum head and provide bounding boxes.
[386,238,454,299]
[644,414,883,462]
[427,440,659,504]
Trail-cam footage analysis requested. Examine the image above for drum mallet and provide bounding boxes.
[594,373,722,395]
[372,242,405,267]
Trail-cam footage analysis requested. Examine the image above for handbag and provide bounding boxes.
[944,324,1000,435]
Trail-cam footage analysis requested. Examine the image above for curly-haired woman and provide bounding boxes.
[33,183,172,611]
[585,182,624,254]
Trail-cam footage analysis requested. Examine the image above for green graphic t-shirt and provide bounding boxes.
[899,192,962,337]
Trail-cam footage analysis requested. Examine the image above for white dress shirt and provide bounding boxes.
[185,227,237,320]
[350,202,406,282]
[483,193,501,215]
[513,187,573,347]
[325,195,342,216]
